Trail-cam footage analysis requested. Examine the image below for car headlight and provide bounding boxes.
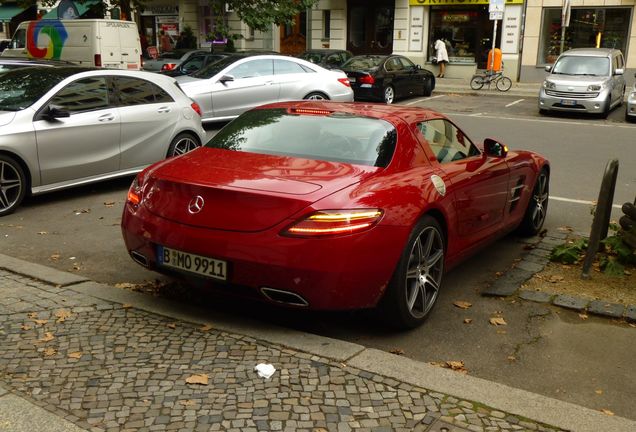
[543,81,555,90]
[587,84,603,91]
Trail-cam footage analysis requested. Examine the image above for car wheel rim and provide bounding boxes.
[0,161,22,212]
[384,87,394,104]
[307,93,326,100]
[531,173,549,229]
[404,226,444,319]
[172,137,199,156]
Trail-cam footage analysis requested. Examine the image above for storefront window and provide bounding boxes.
[539,7,631,64]
[429,6,501,68]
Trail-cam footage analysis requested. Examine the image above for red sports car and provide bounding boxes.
[121,102,549,329]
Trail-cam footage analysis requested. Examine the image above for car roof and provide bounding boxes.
[562,48,620,57]
[1,65,178,85]
[0,57,75,66]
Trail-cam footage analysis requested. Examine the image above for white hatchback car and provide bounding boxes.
[0,67,205,216]
[176,54,354,123]
[539,48,626,118]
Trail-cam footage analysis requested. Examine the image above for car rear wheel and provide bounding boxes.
[383,86,395,104]
[0,154,27,217]
[304,92,329,100]
[380,216,444,329]
[518,168,549,236]
[167,132,201,158]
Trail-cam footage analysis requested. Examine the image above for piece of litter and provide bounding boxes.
[254,363,276,379]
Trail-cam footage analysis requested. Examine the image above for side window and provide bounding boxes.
[115,77,174,106]
[228,59,273,79]
[385,58,402,72]
[49,77,109,113]
[417,119,479,163]
[398,57,415,69]
[274,59,306,74]
[182,56,205,73]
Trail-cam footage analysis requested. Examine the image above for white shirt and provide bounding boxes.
[434,39,449,62]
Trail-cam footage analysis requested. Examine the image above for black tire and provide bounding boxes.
[625,108,633,122]
[379,215,445,329]
[496,76,512,92]
[518,168,549,236]
[601,96,611,119]
[167,132,201,158]
[470,75,484,90]
[423,78,433,97]
[304,92,329,100]
[383,85,395,104]
[622,202,636,219]
[539,108,548,115]
[0,154,27,217]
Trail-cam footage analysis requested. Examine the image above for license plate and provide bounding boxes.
[561,99,577,106]
[348,77,356,82]
[157,246,227,281]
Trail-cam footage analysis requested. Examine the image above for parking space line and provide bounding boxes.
[449,112,635,129]
[469,113,484,117]
[552,196,622,210]
[403,95,446,106]
[505,99,525,107]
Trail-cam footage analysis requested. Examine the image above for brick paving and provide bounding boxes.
[0,269,564,432]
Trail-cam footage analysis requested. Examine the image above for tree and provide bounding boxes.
[7,0,144,22]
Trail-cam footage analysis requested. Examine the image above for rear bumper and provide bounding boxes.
[121,204,408,310]
[626,92,636,118]
[351,85,383,102]
[538,88,609,113]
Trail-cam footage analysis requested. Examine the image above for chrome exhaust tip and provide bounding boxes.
[260,287,309,307]
[130,251,148,267]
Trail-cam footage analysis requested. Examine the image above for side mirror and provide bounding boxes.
[615,68,624,76]
[218,74,234,84]
[483,138,508,158]
[544,65,552,72]
[40,104,70,121]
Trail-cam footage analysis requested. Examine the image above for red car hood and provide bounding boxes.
[143,148,381,232]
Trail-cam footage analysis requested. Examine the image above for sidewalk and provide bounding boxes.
[434,77,541,98]
[1,254,634,432]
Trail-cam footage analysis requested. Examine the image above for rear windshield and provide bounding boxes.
[342,56,385,71]
[552,56,610,76]
[205,108,397,167]
[299,52,326,63]
[0,67,84,111]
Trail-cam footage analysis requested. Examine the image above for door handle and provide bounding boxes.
[98,114,115,122]
[157,106,171,113]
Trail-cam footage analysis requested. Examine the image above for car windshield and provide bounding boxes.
[342,56,385,70]
[160,50,192,60]
[191,55,244,79]
[552,56,610,76]
[0,67,79,111]
[205,108,397,167]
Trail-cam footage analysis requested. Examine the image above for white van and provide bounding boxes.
[2,19,141,70]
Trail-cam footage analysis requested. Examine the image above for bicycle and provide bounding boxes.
[470,69,512,92]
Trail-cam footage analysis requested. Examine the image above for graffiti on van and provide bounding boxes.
[26,20,68,60]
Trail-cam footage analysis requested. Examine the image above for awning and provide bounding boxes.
[41,0,101,20]
[0,5,25,22]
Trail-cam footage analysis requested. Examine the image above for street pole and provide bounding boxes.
[490,18,497,88]
[560,25,566,54]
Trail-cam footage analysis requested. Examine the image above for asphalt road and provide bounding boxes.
[1,95,635,420]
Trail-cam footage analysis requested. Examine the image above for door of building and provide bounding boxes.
[347,0,394,55]
[280,11,306,55]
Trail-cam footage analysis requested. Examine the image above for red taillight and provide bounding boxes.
[94,54,102,67]
[162,63,177,71]
[358,74,375,85]
[191,102,202,116]
[283,209,383,237]
[338,77,351,87]
[126,177,142,208]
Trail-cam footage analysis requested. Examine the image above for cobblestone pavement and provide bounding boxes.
[0,269,565,432]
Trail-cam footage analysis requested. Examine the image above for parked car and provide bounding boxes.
[341,54,435,104]
[298,49,353,69]
[0,67,205,216]
[121,101,550,329]
[539,48,626,118]
[160,52,230,77]
[143,49,208,72]
[175,54,353,123]
[626,73,636,122]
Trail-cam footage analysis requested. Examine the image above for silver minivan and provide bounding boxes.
[539,48,626,118]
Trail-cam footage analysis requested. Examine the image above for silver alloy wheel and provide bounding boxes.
[404,225,444,319]
[530,172,549,230]
[170,136,200,157]
[0,160,23,213]
[384,86,394,104]
[305,93,327,100]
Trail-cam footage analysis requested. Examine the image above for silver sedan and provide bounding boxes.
[175,54,354,123]
[0,67,205,216]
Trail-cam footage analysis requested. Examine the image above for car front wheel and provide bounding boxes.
[380,216,445,329]
[0,154,27,217]
[518,168,549,236]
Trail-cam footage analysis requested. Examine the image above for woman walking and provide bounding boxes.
[434,37,449,78]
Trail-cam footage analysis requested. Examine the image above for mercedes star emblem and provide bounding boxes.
[188,196,205,214]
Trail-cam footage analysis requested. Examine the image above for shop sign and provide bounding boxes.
[409,0,523,5]
[443,14,471,23]
[408,6,424,52]
[501,5,522,53]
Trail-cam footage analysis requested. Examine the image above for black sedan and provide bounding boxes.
[341,55,435,104]
[298,49,353,69]
[160,52,229,77]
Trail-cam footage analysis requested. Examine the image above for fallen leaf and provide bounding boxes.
[185,374,208,385]
[167,323,176,329]
[21,324,32,331]
[74,208,91,215]
[37,231,48,235]
[313,428,329,432]
[463,318,473,324]
[495,271,504,277]
[595,389,603,395]
[489,317,507,326]
[578,313,589,320]
[55,309,72,323]
[39,332,54,343]
[429,361,468,373]
[179,400,195,406]
[43,347,56,357]
[33,319,48,326]
[27,312,38,319]
[104,201,116,207]
[389,348,404,355]
[507,356,516,362]
[199,324,213,332]
[115,282,137,289]
[49,253,61,261]
[549,275,564,283]
[453,300,472,309]
[624,270,632,276]
[601,409,614,416]
[122,304,133,309]
[72,263,81,271]
[68,352,82,359]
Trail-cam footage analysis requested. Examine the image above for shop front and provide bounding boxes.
[139,3,179,56]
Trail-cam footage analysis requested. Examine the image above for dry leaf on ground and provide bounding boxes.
[68,352,82,359]
[20,324,32,331]
[549,275,564,283]
[33,319,48,326]
[429,361,468,373]
[453,301,472,309]
[507,356,516,362]
[595,389,603,395]
[601,409,614,416]
[489,317,507,326]
[122,304,133,309]
[49,253,61,261]
[463,318,473,324]
[27,312,38,319]
[199,324,213,332]
[39,332,54,342]
[167,323,177,329]
[55,309,72,323]
[43,347,56,357]
[495,271,504,277]
[185,374,209,385]
[37,231,48,235]
[579,313,589,320]
[104,201,116,207]
[179,400,195,406]
[389,348,404,355]
[115,282,137,289]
